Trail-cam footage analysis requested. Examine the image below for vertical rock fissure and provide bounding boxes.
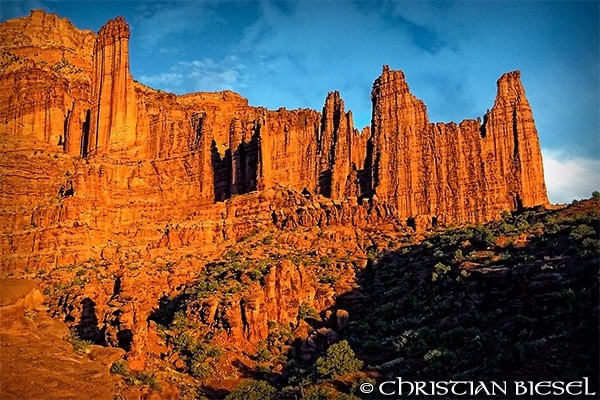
[81,109,90,158]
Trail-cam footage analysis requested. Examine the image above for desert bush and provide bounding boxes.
[433,249,445,259]
[579,238,600,257]
[110,360,128,376]
[453,249,464,260]
[569,224,596,241]
[194,280,220,299]
[431,262,451,282]
[188,342,223,378]
[125,371,161,391]
[303,386,338,400]
[303,385,360,399]
[318,255,333,267]
[423,348,443,361]
[298,301,319,320]
[315,340,363,378]
[65,329,92,354]
[318,271,338,285]
[544,222,561,235]
[247,269,263,281]
[224,379,276,400]
[189,360,213,379]
[470,225,496,247]
[255,345,272,362]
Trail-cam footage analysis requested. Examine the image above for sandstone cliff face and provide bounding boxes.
[0,11,553,382]
[0,10,94,152]
[369,66,549,224]
[0,12,548,268]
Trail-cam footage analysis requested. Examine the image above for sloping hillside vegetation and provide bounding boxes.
[156,198,599,399]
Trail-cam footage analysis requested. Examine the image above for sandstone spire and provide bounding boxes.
[370,65,429,215]
[481,71,549,209]
[88,17,138,155]
[318,91,351,198]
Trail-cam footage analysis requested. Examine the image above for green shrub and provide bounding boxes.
[580,238,600,257]
[190,360,213,379]
[298,302,319,320]
[318,272,338,285]
[262,234,274,245]
[592,191,600,200]
[544,222,561,235]
[303,386,337,400]
[463,225,496,247]
[255,345,271,362]
[423,348,442,361]
[453,249,464,260]
[499,221,516,234]
[431,262,451,282]
[225,379,276,400]
[110,360,128,375]
[137,372,161,391]
[247,269,263,281]
[65,329,92,354]
[433,249,445,259]
[194,280,220,299]
[125,371,161,391]
[318,255,333,267]
[315,340,363,378]
[188,343,223,378]
[302,386,360,400]
[569,224,596,241]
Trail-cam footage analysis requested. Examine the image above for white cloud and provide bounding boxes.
[137,72,183,90]
[542,148,600,204]
[139,56,243,94]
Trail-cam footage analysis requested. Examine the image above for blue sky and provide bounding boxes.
[2,0,599,203]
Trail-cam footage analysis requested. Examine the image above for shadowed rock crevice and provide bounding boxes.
[116,328,133,352]
[80,109,91,157]
[76,297,104,344]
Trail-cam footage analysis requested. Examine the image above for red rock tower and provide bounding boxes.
[369,66,548,223]
[88,17,138,155]
[481,71,549,210]
[370,66,429,215]
[319,91,354,198]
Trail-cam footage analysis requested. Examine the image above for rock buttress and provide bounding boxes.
[318,91,358,199]
[0,10,95,153]
[88,16,139,156]
[481,71,549,210]
[370,66,429,215]
[369,66,548,223]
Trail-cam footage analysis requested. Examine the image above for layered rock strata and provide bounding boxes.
[0,11,548,272]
